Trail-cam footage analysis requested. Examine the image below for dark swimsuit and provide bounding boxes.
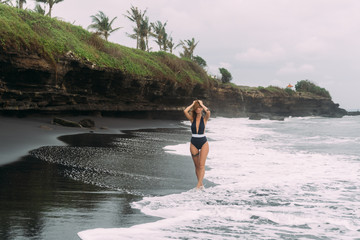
[191,116,208,150]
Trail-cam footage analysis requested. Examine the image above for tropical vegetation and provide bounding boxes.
[219,67,232,83]
[33,3,45,15]
[166,36,175,53]
[151,20,168,51]
[193,55,207,68]
[34,0,64,17]
[178,38,198,59]
[0,0,12,5]
[295,80,331,98]
[124,5,148,50]
[0,0,63,16]
[0,2,334,99]
[88,11,121,41]
[17,0,26,9]
[1,2,202,64]
[0,3,212,85]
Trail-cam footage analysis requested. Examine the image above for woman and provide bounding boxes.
[184,100,210,189]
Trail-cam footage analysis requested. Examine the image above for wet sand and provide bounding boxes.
[0,116,181,167]
[0,116,212,239]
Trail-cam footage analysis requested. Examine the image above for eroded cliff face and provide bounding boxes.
[0,52,346,119]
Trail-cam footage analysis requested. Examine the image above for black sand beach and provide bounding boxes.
[0,116,213,240]
[0,116,183,167]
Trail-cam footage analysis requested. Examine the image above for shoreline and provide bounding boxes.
[0,115,199,240]
[0,115,181,167]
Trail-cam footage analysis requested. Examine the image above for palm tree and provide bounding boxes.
[151,21,167,51]
[0,0,13,6]
[88,11,121,41]
[127,15,151,51]
[35,0,64,17]
[162,32,169,52]
[33,3,45,15]
[179,38,199,59]
[124,5,147,49]
[140,16,152,51]
[137,19,146,51]
[166,36,175,53]
[126,30,138,46]
[17,0,26,9]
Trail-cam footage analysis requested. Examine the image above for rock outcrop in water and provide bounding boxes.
[0,51,346,119]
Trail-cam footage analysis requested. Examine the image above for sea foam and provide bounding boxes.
[79,117,360,239]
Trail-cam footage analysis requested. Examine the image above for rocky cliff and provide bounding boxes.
[0,51,346,119]
[0,4,347,120]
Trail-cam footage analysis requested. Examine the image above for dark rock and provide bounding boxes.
[249,114,262,120]
[53,117,81,128]
[0,52,347,119]
[79,119,95,128]
[269,115,285,121]
[39,125,53,130]
[347,111,360,116]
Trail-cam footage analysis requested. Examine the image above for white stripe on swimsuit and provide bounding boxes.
[192,134,206,138]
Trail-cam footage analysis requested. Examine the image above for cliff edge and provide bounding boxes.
[0,5,346,119]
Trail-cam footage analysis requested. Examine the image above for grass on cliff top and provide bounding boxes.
[0,5,333,99]
[0,4,211,85]
[239,85,330,99]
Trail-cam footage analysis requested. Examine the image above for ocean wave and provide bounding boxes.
[79,117,360,239]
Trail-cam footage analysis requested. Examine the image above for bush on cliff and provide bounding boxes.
[0,4,212,85]
[295,80,331,98]
[193,55,207,68]
[219,67,232,83]
[284,87,295,96]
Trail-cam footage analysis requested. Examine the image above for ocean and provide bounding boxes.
[79,116,360,239]
[1,116,359,239]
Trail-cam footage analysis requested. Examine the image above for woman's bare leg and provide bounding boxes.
[190,143,200,180]
[196,142,209,188]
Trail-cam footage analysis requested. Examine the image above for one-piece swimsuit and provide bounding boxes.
[191,116,207,150]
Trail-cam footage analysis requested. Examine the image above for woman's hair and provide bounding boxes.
[191,100,202,118]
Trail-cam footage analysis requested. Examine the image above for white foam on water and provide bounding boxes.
[78,117,360,239]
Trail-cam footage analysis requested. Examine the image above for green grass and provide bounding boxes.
[253,84,330,98]
[0,4,212,84]
[0,4,333,99]
[295,80,331,99]
[254,86,289,96]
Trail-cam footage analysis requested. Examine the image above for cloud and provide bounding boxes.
[37,0,360,108]
[235,45,286,63]
[295,36,330,56]
[276,62,315,75]
[219,62,232,69]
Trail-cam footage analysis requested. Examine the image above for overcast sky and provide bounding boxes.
[26,0,360,109]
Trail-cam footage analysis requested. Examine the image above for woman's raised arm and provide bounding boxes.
[184,101,196,121]
[198,100,211,121]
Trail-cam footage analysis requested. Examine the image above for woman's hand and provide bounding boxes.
[198,100,211,120]
[184,100,197,121]
[198,100,207,110]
